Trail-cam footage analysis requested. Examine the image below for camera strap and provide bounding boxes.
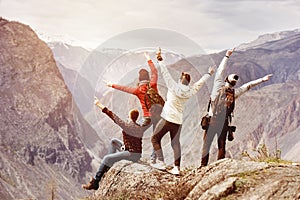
[207,98,211,113]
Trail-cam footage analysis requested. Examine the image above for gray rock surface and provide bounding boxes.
[0,17,105,199]
[87,158,300,200]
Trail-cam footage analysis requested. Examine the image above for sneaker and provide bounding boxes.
[150,160,166,170]
[150,157,156,164]
[150,155,157,164]
[82,178,99,190]
[168,166,180,175]
[150,150,157,164]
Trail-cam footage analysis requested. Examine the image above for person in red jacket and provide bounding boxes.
[82,97,148,190]
[104,52,161,163]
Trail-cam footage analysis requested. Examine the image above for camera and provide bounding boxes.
[228,126,236,141]
[121,145,126,151]
[228,126,236,132]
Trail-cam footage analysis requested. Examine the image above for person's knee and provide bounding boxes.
[110,138,119,144]
[171,140,180,148]
[142,117,151,126]
[151,135,158,144]
[102,154,114,165]
[171,135,180,146]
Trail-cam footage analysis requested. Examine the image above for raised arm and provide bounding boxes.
[235,74,273,99]
[190,66,215,95]
[94,97,128,130]
[158,60,177,89]
[94,97,147,134]
[144,52,158,86]
[155,48,177,89]
[211,49,234,101]
[104,80,136,94]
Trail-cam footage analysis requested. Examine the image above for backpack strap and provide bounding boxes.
[144,83,151,111]
[227,88,235,124]
[207,98,211,113]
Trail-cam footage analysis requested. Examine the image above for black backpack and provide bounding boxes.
[144,84,165,112]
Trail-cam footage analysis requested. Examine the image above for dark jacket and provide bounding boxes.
[102,107,148,153]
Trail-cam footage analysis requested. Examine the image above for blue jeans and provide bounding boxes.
[141,116,160,162]
[95,138,141,181]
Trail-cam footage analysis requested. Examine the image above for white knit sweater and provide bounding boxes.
[158,60,211,125]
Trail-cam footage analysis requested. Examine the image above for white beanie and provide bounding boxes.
[225,74,239,86]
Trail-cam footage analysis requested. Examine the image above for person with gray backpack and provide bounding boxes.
[200,48,273,167]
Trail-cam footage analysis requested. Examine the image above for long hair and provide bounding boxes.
[181,72,191,85]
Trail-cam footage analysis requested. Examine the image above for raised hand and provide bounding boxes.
[226,48,235,58]
[208,66,216,75]
[94,96,105,110]
[262,74,273,82]
[94,96,100,105]
[144,52,151,61]
[103,80,112,87]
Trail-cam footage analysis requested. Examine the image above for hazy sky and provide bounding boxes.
[1,0,300,53]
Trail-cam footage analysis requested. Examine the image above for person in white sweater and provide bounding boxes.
[151,49,215,175]
[201,48,273,167]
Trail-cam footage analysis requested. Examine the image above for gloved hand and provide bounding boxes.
[103,80,113,87]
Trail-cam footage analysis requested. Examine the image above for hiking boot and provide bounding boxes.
[150,160,166,170]
[168,166,180,175]
[82,178,99,190]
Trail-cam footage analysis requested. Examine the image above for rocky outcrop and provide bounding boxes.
[0,18,105,199]
[87,159,300,200]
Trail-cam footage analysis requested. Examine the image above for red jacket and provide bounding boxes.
[112,60,158,117]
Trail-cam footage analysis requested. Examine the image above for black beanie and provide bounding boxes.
[139,69,150,81]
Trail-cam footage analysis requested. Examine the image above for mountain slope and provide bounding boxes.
[237,29,300,51]
[55,61,95,114]
[48,42,90,71]
[0,18,105,199]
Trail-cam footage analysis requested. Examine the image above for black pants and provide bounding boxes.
[151,118,182,167]
[201,117,228,167]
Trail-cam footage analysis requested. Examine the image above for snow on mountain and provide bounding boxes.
[36,30,96,51]
[237,29,300,51]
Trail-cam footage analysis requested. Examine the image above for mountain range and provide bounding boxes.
[1,16,300,199]
[50,28,300,166]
